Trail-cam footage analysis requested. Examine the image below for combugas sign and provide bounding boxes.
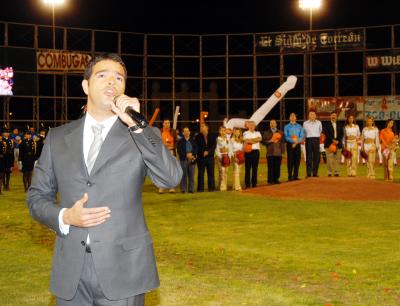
[36,51,92,72]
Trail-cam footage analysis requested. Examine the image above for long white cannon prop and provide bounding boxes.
[224,75,297,129]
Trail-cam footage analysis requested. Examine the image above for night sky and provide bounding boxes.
[0,0,399,34]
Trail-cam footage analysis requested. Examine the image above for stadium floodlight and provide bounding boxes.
[299,0,321,10]
[43,0,65,4]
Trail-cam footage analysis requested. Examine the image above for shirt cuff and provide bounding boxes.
[59,208,70,235]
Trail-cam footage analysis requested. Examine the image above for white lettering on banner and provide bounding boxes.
[258,30,363,51]
[36,51,92,72]
[366,53,400,70]
[381,55,400,66]
[366,57,379,67]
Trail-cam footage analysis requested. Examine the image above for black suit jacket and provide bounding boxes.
[177,137,198,161]
[194,132,216,159]
[323,121,344,149]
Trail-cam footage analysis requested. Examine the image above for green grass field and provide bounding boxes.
[1,159,400,306]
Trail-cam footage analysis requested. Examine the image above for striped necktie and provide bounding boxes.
[86,124,104,174]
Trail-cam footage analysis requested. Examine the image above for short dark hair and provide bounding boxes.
[83,53,127,80]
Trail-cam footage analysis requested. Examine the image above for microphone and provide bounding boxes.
[113,95,148,128]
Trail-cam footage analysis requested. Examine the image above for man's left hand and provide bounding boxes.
[111,95,140,127]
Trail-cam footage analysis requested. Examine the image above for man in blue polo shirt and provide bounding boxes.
[284,113,304,181]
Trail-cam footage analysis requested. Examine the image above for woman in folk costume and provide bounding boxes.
[343,115,360,177]
[361,116,380,179]
[380,119,398,181]
[230,128,244,191]
[215,126,232,191]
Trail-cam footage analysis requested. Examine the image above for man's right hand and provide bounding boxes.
[63,193,111,228]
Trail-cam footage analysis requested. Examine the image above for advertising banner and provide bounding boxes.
[307,96,400,121]
[257,29,363,53]
[365,50,400,72]
[37,51,92,72]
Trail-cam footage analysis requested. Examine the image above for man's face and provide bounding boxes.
[309,112,316,120]
[289,113,296,122]
[29,128,35,133]
[24,133,31,140]
[12,129,18,135]
[200,125,208,134]
[163,120,170,129]
[270,120,277,129]
[330,113,337,122]
[40,131,46,137]
[247,121,255,131]
[82,59,126,112]
[183,128,190,138]
[219,127,226,137]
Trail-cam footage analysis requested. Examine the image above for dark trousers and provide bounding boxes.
[56,252,144,306]
[286,143,301,180]
[180,160,195,193]
[197,156,215,191]
[305,137,320,177]
[2,171,10,189]
[0,171,3,194]
[245,150,259,188]
[267,156,282,184]
[22,171,33,192]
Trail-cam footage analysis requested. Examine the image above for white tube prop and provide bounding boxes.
[172,106,180,130]
[224,75,297,129]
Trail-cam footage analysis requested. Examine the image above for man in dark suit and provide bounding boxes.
[27,53,182,306]
[177,126,198,193]
[194,124,216,192]
[262,119,285,184]
[323,111,344,177]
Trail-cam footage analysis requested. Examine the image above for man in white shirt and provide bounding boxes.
[27,53,182,306]
[243,121,262,188]
[303,110,322,177]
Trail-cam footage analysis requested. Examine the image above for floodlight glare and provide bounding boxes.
[43,0,65,4]
[299,0,321,10]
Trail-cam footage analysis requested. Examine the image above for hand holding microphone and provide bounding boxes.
[111,95,148,129]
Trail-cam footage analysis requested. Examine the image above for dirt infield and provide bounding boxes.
[244,177,400,201]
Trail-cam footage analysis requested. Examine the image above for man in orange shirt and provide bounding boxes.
[159,119,177,193]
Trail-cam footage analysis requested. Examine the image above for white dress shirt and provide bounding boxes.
[243,131,261,150]
[331,121,337,139]
[58,112,118,240]
[303,120,322,138]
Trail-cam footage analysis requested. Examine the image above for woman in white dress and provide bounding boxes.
[343,115,360,177]
[230,128,244,191]
[361,116,380,179]
[215,126,232,191]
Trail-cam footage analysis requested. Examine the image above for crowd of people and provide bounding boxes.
[0,126,46,194]
[158,111,399,193]
[1,111,398,196]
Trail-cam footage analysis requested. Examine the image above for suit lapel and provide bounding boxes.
[89,119,130,176]
[64,116,88,178]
